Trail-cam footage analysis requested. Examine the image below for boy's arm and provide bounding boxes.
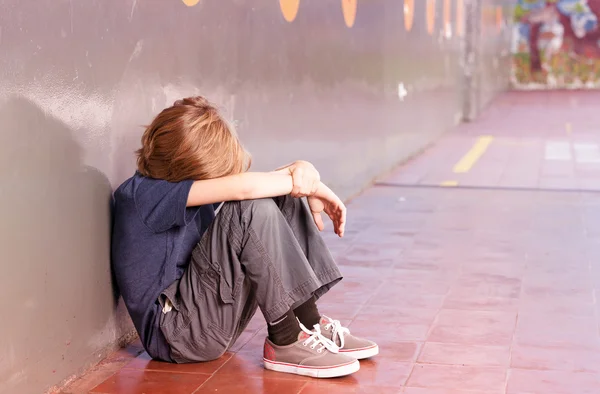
[186,172,294,207]
[187,172,346,236]
[188,160,319,206]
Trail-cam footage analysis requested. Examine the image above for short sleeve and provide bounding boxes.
[134,176,196,233]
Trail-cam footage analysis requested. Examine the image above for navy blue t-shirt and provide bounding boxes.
[111,172,216,361]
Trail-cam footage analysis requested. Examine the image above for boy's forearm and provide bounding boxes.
[187,172,294,207]
[239,172,294,200]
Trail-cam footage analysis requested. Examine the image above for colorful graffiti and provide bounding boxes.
[512,0,600,87]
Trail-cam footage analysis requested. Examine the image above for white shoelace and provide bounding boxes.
[322,316,351,349]
[299,321,340,354]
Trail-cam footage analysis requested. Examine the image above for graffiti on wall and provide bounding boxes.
[512,0,600,88]
[182,0,469,33]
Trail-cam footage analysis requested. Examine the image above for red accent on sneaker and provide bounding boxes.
[264,342,276,361]
[298,331,311,341]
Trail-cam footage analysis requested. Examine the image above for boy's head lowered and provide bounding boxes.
[136,96,251,182]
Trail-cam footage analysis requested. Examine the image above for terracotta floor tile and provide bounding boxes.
[428,310,517,346]
[447,274,521,299]
[90,369,210,394]
[386,268,459,285]
[350,319,431,342]
[371,340,421,361]
[418,343,510,366]
[336,255,396,268]
[515,314,600,349]
[214,351,311,381]
[459,262,525,280]
[315,301,366,319]
[317,358,411,388]
[326,278,384,297]
[511,344,600,373]
[507,369,600,394]
[301,381,401,394]
[339,265,393,280]
[367,291,445,309]
[194,376,307,394]
[407,364,506,391]
[355,305,439,325]
[124,351,232,374]
[442,295,519,312]
[392,259,452,272]
[521,283,593,297]
[344,244,404,262]
[403,389,501,394]
[519,294,596,316]
[375,279,452,297]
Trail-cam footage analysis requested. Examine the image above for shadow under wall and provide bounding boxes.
[0,96,130,394]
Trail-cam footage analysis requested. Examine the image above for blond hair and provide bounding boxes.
[136,96,251,182]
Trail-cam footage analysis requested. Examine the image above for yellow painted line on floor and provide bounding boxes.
[440,180,459,187]
[453,135,494,173]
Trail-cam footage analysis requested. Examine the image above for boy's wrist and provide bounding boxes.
[314,182,332,199]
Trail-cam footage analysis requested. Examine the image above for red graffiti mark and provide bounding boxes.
[525,1,600,72]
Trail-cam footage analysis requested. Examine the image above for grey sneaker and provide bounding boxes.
[320,316,379,359]
[263,322,359,378]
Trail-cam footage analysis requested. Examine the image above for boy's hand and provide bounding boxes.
[286,161,320,198]
[307,186,346,237]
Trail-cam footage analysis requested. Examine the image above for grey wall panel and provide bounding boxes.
[0,1,509,392]
[463,0,513,120]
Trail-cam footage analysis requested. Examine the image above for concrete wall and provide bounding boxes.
[0,1,508,393]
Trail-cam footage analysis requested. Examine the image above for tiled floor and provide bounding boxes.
[382,90,600,191]
[60,91,600,393]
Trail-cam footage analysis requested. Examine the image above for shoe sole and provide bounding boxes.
[263,358,360,378]
[340,344,379,360]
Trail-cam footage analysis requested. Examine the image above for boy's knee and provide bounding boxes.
[221,197,301,226]
[240,198,281,218]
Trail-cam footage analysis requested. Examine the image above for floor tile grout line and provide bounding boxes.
[121,367,215,376]
[583,211,600,352]
[411,253,456,366]
[87,369,122,393]
[505,365,600,373]
[503,241,529,394]
[402,362,418,390]
[296,381,309,394]
[189,329,263,394]
[374,182,600,195]
[397,245,447,387]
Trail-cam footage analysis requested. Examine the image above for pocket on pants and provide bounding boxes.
[159,286,216,363]
[193,253,234,305]
[159,284,190,338]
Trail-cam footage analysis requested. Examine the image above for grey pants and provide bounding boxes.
[158,195,343,363]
